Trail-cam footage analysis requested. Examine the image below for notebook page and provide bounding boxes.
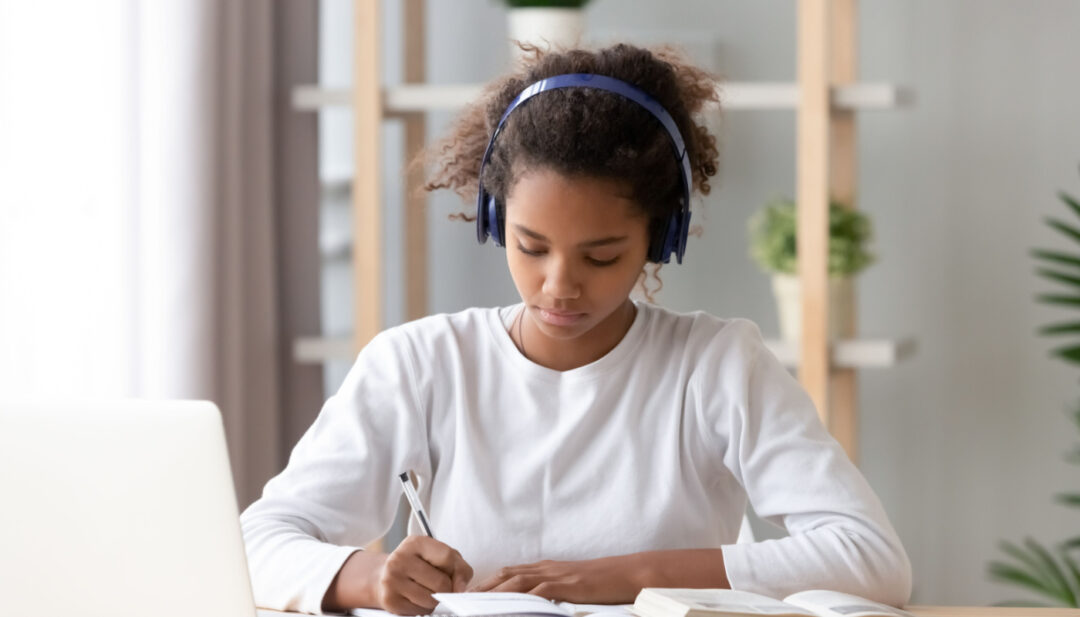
[432,592,571,617]
[642,589,815,616]
[782,591,916,617]
[556,602,635,617]
[349,608,453,617]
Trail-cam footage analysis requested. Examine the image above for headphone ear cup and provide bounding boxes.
[476,185,491,244]
[674,209,691,264]
[494,198,507,247]
[648,216,671,263]
[653,197,691,264]
[488,195,505,247]
[475,182,506,248]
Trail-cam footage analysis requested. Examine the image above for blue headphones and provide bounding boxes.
[475,73,694,264]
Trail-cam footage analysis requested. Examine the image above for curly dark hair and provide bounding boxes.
[416,42,721,297]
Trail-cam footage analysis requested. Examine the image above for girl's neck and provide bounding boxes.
[512,300,637,371]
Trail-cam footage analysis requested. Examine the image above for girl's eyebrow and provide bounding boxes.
[513,224,629,248]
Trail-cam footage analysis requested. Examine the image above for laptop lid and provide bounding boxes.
[0,400,258,617]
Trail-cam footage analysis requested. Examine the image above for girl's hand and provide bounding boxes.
[467,558,639,604]
[376,535,475,615]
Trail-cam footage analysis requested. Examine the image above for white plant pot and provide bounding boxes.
[771,274,853,342]
[507,8,584,61]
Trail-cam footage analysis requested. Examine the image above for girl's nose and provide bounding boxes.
[541,255,581,300]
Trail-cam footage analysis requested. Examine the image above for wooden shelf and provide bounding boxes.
[294,336,354,364]
[293,334,916,369]
[765,337,916,369]
[292,82,910,113]
[329,0,912,463]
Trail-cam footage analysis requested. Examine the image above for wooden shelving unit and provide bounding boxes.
[297,0,913,466]
[292,82,909,112]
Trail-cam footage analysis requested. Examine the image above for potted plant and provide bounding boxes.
[748,197,875,341]
[502,0,591,61]
[987,183,1080,607]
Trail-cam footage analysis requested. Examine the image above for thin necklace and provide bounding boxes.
[516,306,527,357]
[514,303,635,361]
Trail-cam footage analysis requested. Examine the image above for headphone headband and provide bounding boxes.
[476,73,693,264]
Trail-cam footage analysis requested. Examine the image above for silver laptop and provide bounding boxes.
[0,400,259,617]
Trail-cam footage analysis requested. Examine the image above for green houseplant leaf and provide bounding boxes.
[988,561,1061,604]
[1046,218,1080,245]
[1037,294,1080,307]
[1038,322,1080,336]
[1032,248,1080,270]
[989,539,1077,606]
[1060,190,1080,217]
[1037,269,1080,289]
[1050,344,1080,365]
[1024,538,1077,606]
[990,181,1080,607]
[747,197,874,277]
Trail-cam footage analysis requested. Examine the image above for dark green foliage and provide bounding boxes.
[747,198,875,277]
[989,183,1080,607]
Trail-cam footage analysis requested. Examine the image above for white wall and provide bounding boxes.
[854,0,1080,605]
[317,0,1080,606]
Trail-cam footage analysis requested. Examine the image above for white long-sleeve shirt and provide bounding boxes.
[240,303,912,615]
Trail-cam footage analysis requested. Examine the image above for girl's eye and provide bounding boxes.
[517,244,545,257]
[517,243,618,267]
[587,256,619,267]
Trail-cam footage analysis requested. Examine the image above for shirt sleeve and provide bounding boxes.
[239,329,430,615]
[711,320,912,607]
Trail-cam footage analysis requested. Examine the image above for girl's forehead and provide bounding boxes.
[505,169,648,241]
[507,168,638,212]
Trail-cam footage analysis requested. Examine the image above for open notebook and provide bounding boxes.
[348,592,633,617]
[633,588,915,617]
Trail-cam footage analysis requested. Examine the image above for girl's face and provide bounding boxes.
[503,167,651,345]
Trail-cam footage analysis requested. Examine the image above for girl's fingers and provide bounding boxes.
[404,555,454,595]
[528,581,566,601]
[470,562,549,592]
[390,575,442,613]
[469,569,512,592]
[452,564,472,593]
[412,537,459,571]
[409,537,474,588]
[385,596,434,617]
[490,574,540,593]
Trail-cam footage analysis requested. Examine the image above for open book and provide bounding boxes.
[633,588,915,617]
[436,592,632,617]
[348,592,633,617]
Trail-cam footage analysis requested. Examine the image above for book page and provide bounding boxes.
[638,588,815,616]
[349,609,454,617]
[432,592,571,617]
[782,590,916,617]
[556,601,635,617]
[345,598,634,617]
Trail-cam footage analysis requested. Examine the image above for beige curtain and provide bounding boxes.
[137,0,321,508]
[0,0,320,509]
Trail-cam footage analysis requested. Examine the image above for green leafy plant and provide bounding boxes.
[1034,189,1080,366]
[502,0,592,8]
[988,185,1080,607]
[748,197,875,277]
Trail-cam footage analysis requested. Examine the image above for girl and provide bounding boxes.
[240,43,912,616]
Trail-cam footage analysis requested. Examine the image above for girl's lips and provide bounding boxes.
[537,308,586,326]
